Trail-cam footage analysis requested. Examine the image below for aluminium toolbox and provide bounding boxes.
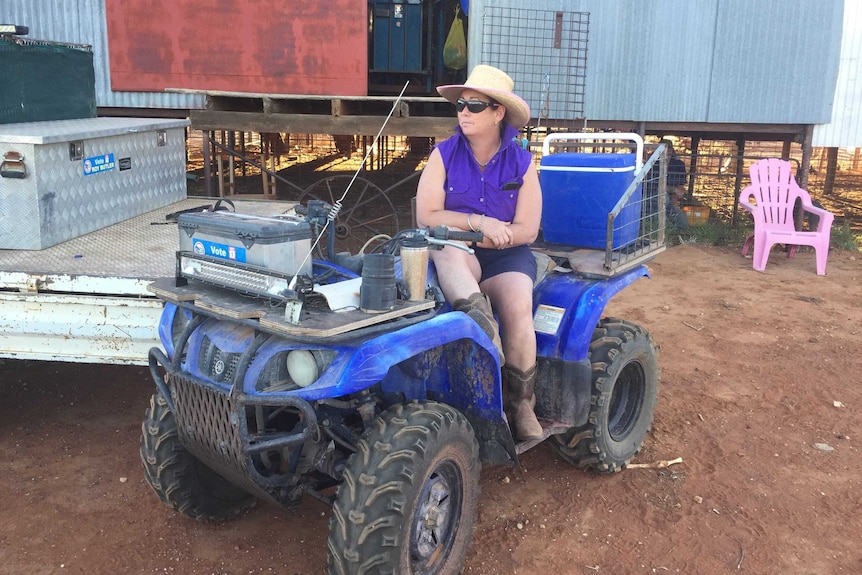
[539,133,643,250]
[178,211,313,277]
[0,117,189,250]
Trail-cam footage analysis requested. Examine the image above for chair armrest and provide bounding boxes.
[738,197,756,215]
[803,205,835,231]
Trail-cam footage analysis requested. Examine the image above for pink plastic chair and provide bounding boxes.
[739,158,833,275]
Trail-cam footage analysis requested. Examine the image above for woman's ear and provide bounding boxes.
[495,104,507,126]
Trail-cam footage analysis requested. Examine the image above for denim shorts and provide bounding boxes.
[474,244,537,283]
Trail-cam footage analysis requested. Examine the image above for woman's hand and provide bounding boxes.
[481,216,515,248]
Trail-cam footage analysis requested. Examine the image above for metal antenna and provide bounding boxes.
[289,81,411,289]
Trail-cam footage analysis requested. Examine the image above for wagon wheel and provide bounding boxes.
[298,175,400,255]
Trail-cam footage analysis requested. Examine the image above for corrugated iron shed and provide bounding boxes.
[3,0,855,145]
[0,0,205,111]
[470,0,844,127]
[813,0,862,147]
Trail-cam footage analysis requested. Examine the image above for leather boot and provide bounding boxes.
[503,364,543,441]
[452,292,505,364]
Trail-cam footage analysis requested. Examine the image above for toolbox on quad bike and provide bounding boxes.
[178,211,312,277]
[539,133,643,250]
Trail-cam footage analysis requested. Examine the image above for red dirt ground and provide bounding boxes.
[1,243,861,575]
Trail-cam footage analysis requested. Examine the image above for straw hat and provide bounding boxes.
[437,65,531,129]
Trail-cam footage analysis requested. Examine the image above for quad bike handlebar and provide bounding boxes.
[295,199,483,257]
[396,226,483,254]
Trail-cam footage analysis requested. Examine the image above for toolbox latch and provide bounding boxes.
[1,150,27,179]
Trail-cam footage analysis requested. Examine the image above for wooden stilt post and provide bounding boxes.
[799,125,814,190]
[798,125,815,230]
[689,136,701,201]
[824,147,838,196]
[731,137,746,226]
[203,130,213,197]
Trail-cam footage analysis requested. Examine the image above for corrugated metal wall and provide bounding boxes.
[469,0,844,125]
[708,0,842,124]
[4,0,855,144]
[813,0,862,147]
[0,0,204,111]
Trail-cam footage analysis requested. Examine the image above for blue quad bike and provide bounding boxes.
[140,200,660,575]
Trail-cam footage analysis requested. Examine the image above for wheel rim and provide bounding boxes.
[410,459,463,575]
[299,175,399,255]
[608,361,646,442]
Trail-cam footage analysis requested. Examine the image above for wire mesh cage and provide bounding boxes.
[481,7,589,130]
[534,136,668,277]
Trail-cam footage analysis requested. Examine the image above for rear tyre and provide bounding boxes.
[327,401,480,575]
[140,391,256,520]
[552,318,659,473]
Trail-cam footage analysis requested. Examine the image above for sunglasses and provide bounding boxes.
[455,98,498,113]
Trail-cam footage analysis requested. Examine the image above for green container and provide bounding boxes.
[0,37,96,124]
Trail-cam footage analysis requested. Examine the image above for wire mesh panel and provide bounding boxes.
[533,136,667,277]
[481,7,589,129]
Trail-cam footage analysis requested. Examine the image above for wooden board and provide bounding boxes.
[259,299,435,338]
[148,277,435,337]
[148,278,269,319]
[531,242,665,279]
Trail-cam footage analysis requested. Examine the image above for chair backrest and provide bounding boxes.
[742,158,814,231]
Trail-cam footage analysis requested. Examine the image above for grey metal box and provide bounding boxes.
[0,117,190,250]
[178,211,313,277]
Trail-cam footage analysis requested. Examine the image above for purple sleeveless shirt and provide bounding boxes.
[435,124,532,223]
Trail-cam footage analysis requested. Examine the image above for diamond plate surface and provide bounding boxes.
[0,118,190,249]
[0,199,298,279]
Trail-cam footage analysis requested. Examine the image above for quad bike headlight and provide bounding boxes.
[285,349,335,387]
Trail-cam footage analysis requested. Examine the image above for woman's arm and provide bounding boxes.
[416,150,541,249]
[416,149,471,231]
[504,163,542,246]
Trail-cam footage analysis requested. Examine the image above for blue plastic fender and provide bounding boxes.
[533,265,650,363]
[248,312,504,420]
[160,303,505,419]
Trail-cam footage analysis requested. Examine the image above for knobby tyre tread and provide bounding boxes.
[327,401,480,575]
[140,391,256,521]
[552,317,659,474]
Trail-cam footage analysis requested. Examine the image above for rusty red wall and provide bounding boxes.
[105,0,368,96]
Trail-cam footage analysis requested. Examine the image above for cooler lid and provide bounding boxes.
[540,152,637,172]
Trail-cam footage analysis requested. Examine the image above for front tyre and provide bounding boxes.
[140,391,256,520]
[552,318,659,473]
[328,401,480,575]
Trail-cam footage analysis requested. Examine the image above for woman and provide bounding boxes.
[416,65,543,440]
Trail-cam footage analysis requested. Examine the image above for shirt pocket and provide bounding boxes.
[444,176,475,213]
[445,176,470,196]
[500,176,523,193]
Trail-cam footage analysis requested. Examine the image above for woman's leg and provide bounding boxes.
[430,245,482,302]
[480,271,536,370]
[432,246,505,362]
[481,271,542,440]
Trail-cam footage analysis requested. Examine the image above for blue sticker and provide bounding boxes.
[192,238,247,263]
[83,153,116,176]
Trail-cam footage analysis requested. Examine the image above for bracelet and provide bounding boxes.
[478,214,486,233]
[466,213,476,232]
